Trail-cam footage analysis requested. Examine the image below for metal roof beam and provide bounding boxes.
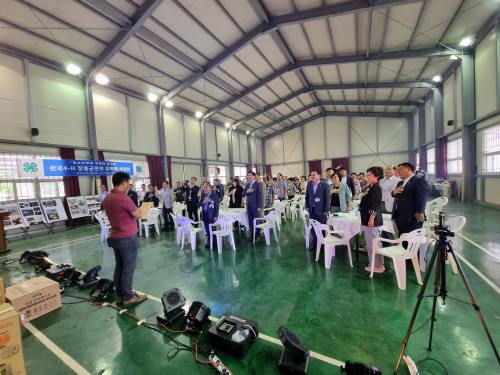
[86,0,163,78]
[253,101,414,134]
[163,0,425,101]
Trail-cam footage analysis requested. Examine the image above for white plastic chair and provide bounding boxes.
[180,218,204,251]
[139,208,161,238]
[301,210,311,249]
[253,210,279,245]
[327,220,353,268]
[94,211,110,242]
[209,216,236,254]
[170,213,187,245]
[372,228,426,290]
[173,202,185,217]
[310,219,352,269]
[220,196,230,209]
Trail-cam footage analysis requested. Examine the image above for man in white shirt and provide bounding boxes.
[156,181,174,231]
[325,168,334,185]
[97,184,108,205]
[379,164,401,213]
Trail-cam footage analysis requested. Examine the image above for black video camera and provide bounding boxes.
[433,212,455,238]
[341,361,382,375]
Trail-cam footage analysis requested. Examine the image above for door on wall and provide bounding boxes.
[331,157,350,172]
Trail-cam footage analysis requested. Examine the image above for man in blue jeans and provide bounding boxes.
[103,172,146,306]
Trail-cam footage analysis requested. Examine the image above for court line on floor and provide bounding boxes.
[453,252,500,294]
[23,322,91,375]
[7,235,101,257]
[457,234,500,262]
[143,293,344,367]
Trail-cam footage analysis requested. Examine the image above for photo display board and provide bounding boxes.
[85,196,101,212]
[0,203,26,230]
[66,196,90,219]
[40,198,67,223]
[18,201,46,225]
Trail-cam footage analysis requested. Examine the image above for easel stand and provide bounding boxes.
[21,225,32,239]
[0,212,10,253]
[44,222,56,234]
[394,213,500,373]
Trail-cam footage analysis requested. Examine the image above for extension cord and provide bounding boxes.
[209,353,231,375]
[403,355,419,375]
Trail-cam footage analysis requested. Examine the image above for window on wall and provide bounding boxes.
[233,166,251,181]
[0,153,65,202]
[415,151,420,170]
[447,138,462,174]
[108,159,150,189]
[427,147,435,174]
[208,165,227,184]
[482,125,500,173]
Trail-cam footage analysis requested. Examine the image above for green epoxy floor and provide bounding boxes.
[2,200,499,375]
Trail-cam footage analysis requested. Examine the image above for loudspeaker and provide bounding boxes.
[447,120,454,126]
[161,288,186,312]
[277,327,310,374]
[31,128,39,136]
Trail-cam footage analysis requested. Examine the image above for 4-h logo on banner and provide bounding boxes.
[134,163,145,177]
[17,159,44,177]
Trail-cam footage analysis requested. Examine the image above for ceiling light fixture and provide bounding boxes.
[195,111,203,119]
[66,63,81,76]
[95,73,109,85]
[246,130,250,135]
[449,55,459,61]
[432,75,442,83]
[459,36,474,47]
[225,122,231,129]
[147,93,158,102]
[164,100,174,108]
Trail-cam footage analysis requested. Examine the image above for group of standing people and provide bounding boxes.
[304,162,427,274]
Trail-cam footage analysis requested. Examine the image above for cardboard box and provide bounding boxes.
[0,303,26,375]
[6,277,61,322]
[0,278,5,304]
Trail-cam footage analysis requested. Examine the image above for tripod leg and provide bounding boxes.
[448,247,500,365]
[394,241,439,374]
[427,243,444,352]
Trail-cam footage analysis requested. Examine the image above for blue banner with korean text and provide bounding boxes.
[43,159,134,177]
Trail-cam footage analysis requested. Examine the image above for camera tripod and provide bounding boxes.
[393,212,500,374]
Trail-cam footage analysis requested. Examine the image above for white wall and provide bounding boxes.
[128,97,159,154]
[475,29,497,119]
[265,115,409,176]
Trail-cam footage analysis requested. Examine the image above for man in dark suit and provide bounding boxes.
[214,179,224,201]
[244,171,264,242]
[305,170,331,249]
[391,162,427,236]
[185,177,200,224]
[127,184,139,207]
[200,183,219,249]
[340,169,355,196]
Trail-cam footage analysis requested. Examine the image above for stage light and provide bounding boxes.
[225,122,231,129]
[95,73,109,85]
[432,75,442,83]
[459,36,474,47]
[195,111,203,119]
[66,63,81,76]
[164,100,174,108]
[147,93,158,102]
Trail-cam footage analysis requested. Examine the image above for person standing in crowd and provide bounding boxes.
[255,173,266,209]
[200,183,219,249]
[286,177,298,200]
[138,183,147,203]
[379,164,400,214]
[325,168,334,186]
[244,172,263,242]
[174,181,185,203]
[143,184,159,207]
[339,169,355,196]
[305,170,330,250]
[358,172,369,192]
[300,176,307,194]
[227,179,243,208]
[103,172,146,306]
[352,173,362,196]
[391,162,426,236]
[360,167,385,273]
[329,174,352,213]
[277,173,287,201]
[97,184,108,206]
[156,181,174,231]
[214,179,224,201]
[185,177,200,224]
[393,166,399,178]
[265,177,275,208]
[127,183,139,207]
